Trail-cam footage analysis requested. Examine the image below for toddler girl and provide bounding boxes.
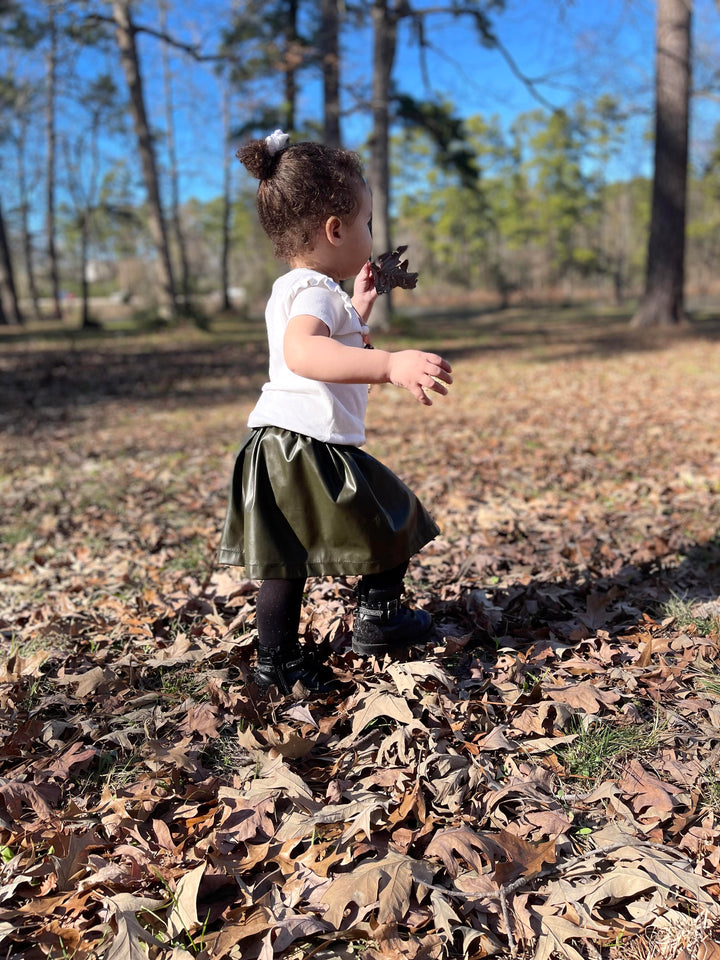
[218,130,452,697]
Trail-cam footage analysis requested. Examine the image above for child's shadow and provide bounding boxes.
[438,532,720,666]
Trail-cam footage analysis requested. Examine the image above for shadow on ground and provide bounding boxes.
[407,303,720,366]
[2,304,719,432]
[438,531,720,664]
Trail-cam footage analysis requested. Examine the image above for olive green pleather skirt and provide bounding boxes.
[217,426,440,579]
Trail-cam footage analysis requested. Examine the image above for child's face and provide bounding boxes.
[338,182,373,279]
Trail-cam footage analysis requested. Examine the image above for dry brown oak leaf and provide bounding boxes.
[369,245,419,295]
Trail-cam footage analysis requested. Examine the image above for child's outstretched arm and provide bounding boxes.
[284,314,452,406]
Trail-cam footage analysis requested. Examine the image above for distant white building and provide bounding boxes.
[85,259,116,284]
[227,286,246,304]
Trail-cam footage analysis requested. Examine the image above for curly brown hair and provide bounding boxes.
[236,137,365,261]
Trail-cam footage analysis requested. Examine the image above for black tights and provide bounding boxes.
[256,561,408,657]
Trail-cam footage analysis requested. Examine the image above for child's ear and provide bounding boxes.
[325,215,343,246]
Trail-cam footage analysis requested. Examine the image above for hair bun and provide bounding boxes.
[236,140,278,181]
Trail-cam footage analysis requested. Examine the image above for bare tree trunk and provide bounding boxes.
[631,0,691,328]
[16,135,42,322]
[112,0,178,319]
[283,0,300,133]
[615,186,632,306]
[80,213,91,329]
[45,6,62,320]
[320,0,341,146]
[369,0,398,331]
[159,0,192,314]
[0,198,24,326]
[221,74,233,312]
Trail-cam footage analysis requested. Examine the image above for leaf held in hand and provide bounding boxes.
[369,245,418,295]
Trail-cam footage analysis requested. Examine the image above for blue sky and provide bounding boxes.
[7,0,720,208]
[156,0,718,200]
[345,0,658,175]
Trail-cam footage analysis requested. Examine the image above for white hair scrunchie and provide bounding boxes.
[265,129,290,157]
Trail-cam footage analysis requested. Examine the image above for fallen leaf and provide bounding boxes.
[167,862,206,937]
[493,829,557,885]
[103,893,167,960]
[425,827,501,878]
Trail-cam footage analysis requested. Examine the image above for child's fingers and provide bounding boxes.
[430,366,452,385]
[414,376,445,404]
[427,377,449,396]
[423,355,452,390]
[426,355,453,381]
[417,374,448,399]
[358,261,374,287]
[387,349,453,403]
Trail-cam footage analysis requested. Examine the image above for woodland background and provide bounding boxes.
[1,2,720,960]
[0,0,719,327]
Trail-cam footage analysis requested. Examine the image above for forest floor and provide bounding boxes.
[1,302,720,960]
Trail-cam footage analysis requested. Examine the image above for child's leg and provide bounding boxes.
[360,561,409,592]
[352,560,433,656]
[254,578,338,696]
[256,578,306,658]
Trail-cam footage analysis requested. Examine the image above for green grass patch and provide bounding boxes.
[701,768,720,812]
[560,714,667,782]
[149,666,210,701]
[661,593,720,637]
[694,668,720,700]
[2,521,38,547]
[200,731,255,776]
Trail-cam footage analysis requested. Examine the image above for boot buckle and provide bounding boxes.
[386,598,400,618]
[360,597,401,620]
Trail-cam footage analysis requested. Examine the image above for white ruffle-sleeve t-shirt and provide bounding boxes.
[247,269,369,446]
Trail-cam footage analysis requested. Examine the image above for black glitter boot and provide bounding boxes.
[351,583,433,656]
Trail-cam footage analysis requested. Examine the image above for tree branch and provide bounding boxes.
[84,12,229,63]
[398,3,559,112]
[491,34,558,112]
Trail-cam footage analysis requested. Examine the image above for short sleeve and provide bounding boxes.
[289,284,344,337]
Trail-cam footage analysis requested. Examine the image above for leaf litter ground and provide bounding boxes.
[1,306,720,960]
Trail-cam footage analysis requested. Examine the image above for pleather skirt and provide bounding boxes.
[217,426,440,579]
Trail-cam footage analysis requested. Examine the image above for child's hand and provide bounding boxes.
[387,350,453,405]
[352,262,379,322]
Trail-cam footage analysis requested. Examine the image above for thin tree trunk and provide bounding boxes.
[283,0,300,133]
[221,74,232,312]
[79,111,103,330]
[321,0,341,146]
[112,0,177,319]
[159,0,192,314]
[16,136,42,322]
[369,0,398,331]
[0,198,24,326]
[615,186,632,306]
[45,6,62,319]
[631,0,691,328]
[80,213,91,328]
